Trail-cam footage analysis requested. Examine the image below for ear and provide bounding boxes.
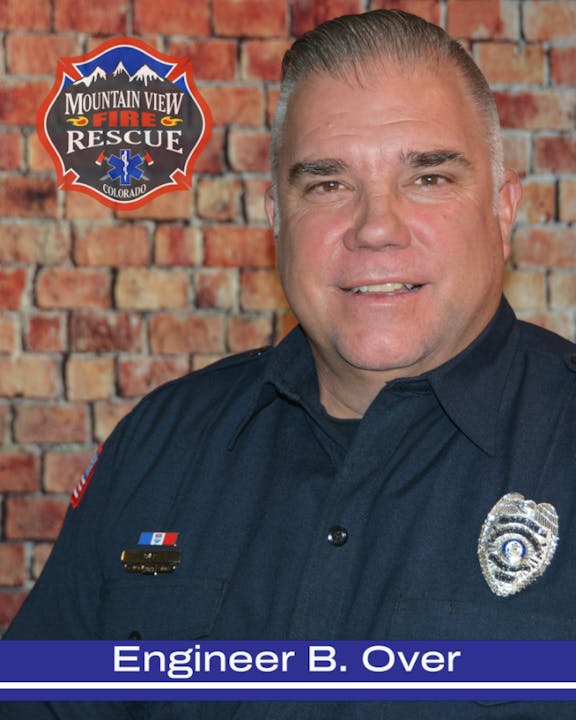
[264,185,276,230]
[497,169,522,261]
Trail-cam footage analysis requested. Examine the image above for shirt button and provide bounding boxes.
[327,525,348,547]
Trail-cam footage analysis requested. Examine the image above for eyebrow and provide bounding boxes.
[287,150,472,185]
[402,149,472,169]
[288,159,348,185]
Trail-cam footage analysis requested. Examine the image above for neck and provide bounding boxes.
[313,354,388,419]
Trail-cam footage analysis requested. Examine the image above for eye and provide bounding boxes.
[306,180,344,195]
[415,174,449,187]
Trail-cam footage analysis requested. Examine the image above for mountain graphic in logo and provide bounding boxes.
[37,38,212,210]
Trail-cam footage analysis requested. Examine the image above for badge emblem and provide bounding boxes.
[37,37,211,210]
[478,492,558,597]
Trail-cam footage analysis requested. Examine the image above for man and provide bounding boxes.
[4,9,576,720]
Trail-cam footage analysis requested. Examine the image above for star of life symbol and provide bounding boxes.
[478,492,559,597]
[37,38,212,210]
[108,149,144,185]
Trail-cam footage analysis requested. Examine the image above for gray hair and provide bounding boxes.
[270,9,504,193]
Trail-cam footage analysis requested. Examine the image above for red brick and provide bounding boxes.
[515,179,555,225]
[155,225,200,266]
[70,311,143,352]
[475,43,545,85]
[28,131,55,173]
[5,496,68,541]
[0,222,69,264]
[167,39,237,81]
[200,86,265,128]
[94,400,136,441]
[550,47,576,86]
[0,452,39,492]
[502,133,530,177]
[370,0,440,24]
[14,404,87,444]
[0,592,27,631]
[197,177,242,221]
[0,131,23,171]
[447,0,519,39]
[115,269,189,310]
[37,268,111,310]
[0,177,57,218]
[560,178,576,223]
[6,33,80,74]
[117,357,189,397]
[204,226,275,267]
[513,227,576,270]
[33,543,54,580]
[227,315,273,352]
[65,190,113,220]
[240,269,289,311]
[0,80,52,125]
[267,86,280,127]
[276,311,298,340]
[194,128,225,174]
[54,0,127,32]
[195,270,235,310]
[534,137,576,174]
[494,91,574,131]
[44,450,93,494]
[66,356,115,401]
[0,269,26,310]
[149,314,224,354]
[244,178,270,223]
[116,189,193,221]
[523,1,576,41]
[26,314,66,353]
[550,272,576,310]
[0,315,17,353]
[291,0,365,35]
[241,40,292,82]
[503,270,546,311]
[0,356,60,399]
[74,224,150,267]
[0,0,50,30]
[229,130,271,172]
[134,0,209,35]
[0,545,26,586]
[213,0,288,37]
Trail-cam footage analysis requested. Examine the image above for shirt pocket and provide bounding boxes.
[98,576,227,640]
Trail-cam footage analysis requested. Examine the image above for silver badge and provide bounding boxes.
[478,492,558,597]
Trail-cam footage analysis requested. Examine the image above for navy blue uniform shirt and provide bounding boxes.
[4,297,576,719]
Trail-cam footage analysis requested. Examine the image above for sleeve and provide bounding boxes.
[4,411,131,640]
[0,413,152,720]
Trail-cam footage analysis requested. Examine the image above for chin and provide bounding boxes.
[337,343,423,375]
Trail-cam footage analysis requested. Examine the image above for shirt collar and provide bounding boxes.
[232,298,518,457]
[419,298,519,456]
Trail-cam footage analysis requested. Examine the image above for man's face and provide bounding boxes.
[267,62,521,414]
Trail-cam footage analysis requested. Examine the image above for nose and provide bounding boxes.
[343,190,411,251]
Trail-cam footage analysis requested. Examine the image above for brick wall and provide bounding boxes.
[0,0,575,631]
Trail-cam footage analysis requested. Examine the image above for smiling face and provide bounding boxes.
[266,61,522,417]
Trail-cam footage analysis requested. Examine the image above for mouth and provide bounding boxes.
[343,282,423,295]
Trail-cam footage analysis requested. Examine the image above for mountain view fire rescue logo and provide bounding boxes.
[37,38,212,210]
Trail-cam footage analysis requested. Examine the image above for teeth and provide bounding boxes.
[349,283,417,294]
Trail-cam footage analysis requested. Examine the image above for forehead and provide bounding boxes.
[280,61,487,167]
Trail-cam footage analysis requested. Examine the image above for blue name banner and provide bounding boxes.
[2,641,576,701]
